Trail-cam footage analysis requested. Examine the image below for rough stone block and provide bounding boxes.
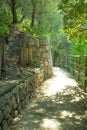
[2,120,8,130]
[0,110,3,123]
[3,105,11,119]
[0,97,5,110]
[9,96,17,112]
[17,103,22,113]
[7,116,13,125]
[0,126,2,130]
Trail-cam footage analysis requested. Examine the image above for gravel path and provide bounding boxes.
[9,67,87,130]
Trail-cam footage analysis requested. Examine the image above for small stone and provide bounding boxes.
[14,110,18,117]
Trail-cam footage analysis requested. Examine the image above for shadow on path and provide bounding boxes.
[9,67,87,130]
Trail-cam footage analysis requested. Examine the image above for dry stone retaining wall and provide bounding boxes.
[8,30,53,79]
[0,67,44,130]
[32,38,53,79]
[0,29,53,130]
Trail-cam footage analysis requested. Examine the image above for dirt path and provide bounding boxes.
[9,67,87,130]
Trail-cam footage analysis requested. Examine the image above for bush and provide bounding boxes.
[0,23,9,36]
[16,18,31,33]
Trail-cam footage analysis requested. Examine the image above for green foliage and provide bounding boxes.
[50,11,70,65]
[59,0,87,43]
[0,23,9,36]
[0,6,12,24]
[70,43,87,55]
[0,3,11,36]
[29,0,61,38]
[16,18,31,33]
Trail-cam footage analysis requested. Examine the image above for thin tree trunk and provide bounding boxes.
[11,0,17,24]
[30,0,36,28]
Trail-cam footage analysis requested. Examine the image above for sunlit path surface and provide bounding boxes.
[41,67,78,96]
[9,67,87,130]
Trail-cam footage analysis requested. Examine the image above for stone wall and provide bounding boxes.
[32,38,53,79]
[0,67,44,130]
[0,28,53,130]
[8,33,53,79]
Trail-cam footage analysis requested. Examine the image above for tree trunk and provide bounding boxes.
[11,0,17,24]
[30,0,36,28]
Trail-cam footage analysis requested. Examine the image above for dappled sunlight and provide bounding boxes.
[42,67,78,96]
[41,118,61,130]
[13,116,22,122]
[70,96,81,102]
[74,115,82,121]
[9,67,87,130]
[28,101,39,109]
[60,110,75,118]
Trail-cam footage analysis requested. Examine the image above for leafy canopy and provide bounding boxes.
[59,0,87,43]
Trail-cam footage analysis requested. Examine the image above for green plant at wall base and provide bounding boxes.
[30,58,35,65]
